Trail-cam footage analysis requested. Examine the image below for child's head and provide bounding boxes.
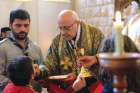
[7,56,34,86]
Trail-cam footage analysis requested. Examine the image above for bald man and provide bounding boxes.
[45,10,104,93]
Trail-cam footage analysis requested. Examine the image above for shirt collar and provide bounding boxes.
[70,23,81,48]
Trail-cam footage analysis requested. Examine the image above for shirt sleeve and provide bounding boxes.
[0,45,9,91]
[44,36,61,76]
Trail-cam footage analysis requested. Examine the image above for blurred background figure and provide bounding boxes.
[123,0,140,51]
[123,0,140,23]
[0,27,11,41]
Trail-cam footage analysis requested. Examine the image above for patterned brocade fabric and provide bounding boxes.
[45,22,104,78]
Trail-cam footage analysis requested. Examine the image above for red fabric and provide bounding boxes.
[47,83,65,93]
[38,79,48,88]
[65,86,75,93]
[47,80,103,93]
[47,83,75,93]
[47,79,75,93]
[3,82,35,93]
[89,80,103,93]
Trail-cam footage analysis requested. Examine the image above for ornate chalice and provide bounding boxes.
[98,53,140,93]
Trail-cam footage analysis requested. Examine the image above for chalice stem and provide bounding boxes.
[113,75,127,93]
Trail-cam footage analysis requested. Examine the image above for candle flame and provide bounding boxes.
[115,11,122,23]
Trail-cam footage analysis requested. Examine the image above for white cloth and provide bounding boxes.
[122,12,140,51]
[122,13,140,42]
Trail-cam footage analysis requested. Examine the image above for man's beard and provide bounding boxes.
[13,32,28,40]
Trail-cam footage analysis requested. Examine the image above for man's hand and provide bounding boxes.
[33,64,40,77]
[72,75,86,91]
[77,56,98,68]
[64,73,76,81]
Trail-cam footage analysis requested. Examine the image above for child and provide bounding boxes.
[3,56,36,93]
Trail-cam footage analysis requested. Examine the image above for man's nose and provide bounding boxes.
[61,30,67,35]
[62,32,69,38]
[20,25,26,31]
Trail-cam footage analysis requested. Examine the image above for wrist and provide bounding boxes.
[95,55,99,65]
[88,55,99,71]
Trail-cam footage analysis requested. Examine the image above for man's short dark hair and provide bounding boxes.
[7,56,34,86]
[1,27,11,33]
[10,9,30,23]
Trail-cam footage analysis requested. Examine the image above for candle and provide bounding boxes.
[113,11,124,55]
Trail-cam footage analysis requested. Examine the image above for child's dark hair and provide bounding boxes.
[10,9,30,23]
[1,27,11,33]
[7,56,34,86]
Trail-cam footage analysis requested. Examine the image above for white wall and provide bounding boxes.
[0,0,71,57]
[0,0,24,27]
[38,1,71,56]
[22,0,39,44]
[24,0,71,56]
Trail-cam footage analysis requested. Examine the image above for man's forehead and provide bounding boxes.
[12,19,30,23]
[58,17,74,26]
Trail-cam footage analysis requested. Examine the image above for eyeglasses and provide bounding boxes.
[58,21,76,31]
